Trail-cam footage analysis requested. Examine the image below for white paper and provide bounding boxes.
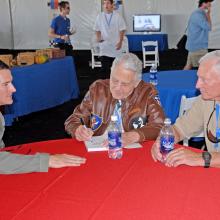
[123,143,142,149]
[84,134,108,152]
[84,134,142,152]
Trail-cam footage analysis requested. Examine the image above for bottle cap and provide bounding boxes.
[150,63,157,72]
[111,115,118,121]
[164,118,171,125]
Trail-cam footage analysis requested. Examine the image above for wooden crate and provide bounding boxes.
[17,52,35,66]
[51,48,66,59]
[0,54,13,67]
[35,49,53,59]
[35,48,65,59]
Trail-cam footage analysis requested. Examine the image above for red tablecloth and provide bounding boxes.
[0,139,220,220]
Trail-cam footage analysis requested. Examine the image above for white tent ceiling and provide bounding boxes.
[0,0,219,50]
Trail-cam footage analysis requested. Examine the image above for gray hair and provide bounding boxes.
[199,50,220,73]
[111,53,142,82]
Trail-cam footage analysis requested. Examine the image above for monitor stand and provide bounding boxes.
[143,31,152,35]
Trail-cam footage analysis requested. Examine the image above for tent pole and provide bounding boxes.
[8,0,15,49]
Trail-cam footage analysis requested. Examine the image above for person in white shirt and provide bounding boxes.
[94,0,126,77]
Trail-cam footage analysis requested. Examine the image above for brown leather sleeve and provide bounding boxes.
[65,79,112,138]
[64,90,93,138]
[134,86,165,141]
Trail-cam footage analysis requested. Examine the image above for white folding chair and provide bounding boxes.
[91,45,102,69]
[179,95,204,147]
[90,36,128,69]
[142,41,159,68]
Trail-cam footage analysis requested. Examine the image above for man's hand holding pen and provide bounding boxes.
[75,118,94,141]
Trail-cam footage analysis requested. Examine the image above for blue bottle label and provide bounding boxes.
[150,73,156,80]
[108,131,122,149]
[149,72,158,86]
[160,135,174,154]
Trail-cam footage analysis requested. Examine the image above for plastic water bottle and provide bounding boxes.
[108,115,123,159]
[160,118,174,162]
[149,64,158,86]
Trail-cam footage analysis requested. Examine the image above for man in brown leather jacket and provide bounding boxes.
[65,53,165,146]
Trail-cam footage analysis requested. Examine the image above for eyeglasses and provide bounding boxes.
[206,101,220,143]
[110,78,134,88]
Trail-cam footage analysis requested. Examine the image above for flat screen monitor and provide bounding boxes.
[133,14,161,32]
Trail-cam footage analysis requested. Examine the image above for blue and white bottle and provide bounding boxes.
[149,63,158,86]
[160,118,174,161]
[108,115,123,159]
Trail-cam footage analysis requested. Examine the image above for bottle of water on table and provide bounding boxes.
[149,63,158,86]
[108,115,123,159]
[160,118,174,162]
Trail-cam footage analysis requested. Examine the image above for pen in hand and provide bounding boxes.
[80,117,86,128]
[79,117,93,141]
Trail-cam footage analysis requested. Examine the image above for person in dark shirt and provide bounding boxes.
[48,1,76,56]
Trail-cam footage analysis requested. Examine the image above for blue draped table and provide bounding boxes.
[4,56,79,126]
[142,70,200,123]
[126,33,168,52]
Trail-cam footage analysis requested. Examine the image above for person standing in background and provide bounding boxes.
[48,1,76,56]
[183,0,213,70]
[94,0,126,77]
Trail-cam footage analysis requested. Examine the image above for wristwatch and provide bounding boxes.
[202,152,212,168]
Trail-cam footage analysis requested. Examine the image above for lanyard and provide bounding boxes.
[104,13,113,27]
[214,104,220,148]
[114,100,124,132]
[215,104,220,148]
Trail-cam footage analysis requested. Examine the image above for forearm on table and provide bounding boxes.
[64,118,80,137]
[210,153,220,168]
[65,101,93,138]
[172,125,184,144]
[135,126,162,142]
[0,152,49,174]
[120,130,141,147]
[178,151,220,168]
